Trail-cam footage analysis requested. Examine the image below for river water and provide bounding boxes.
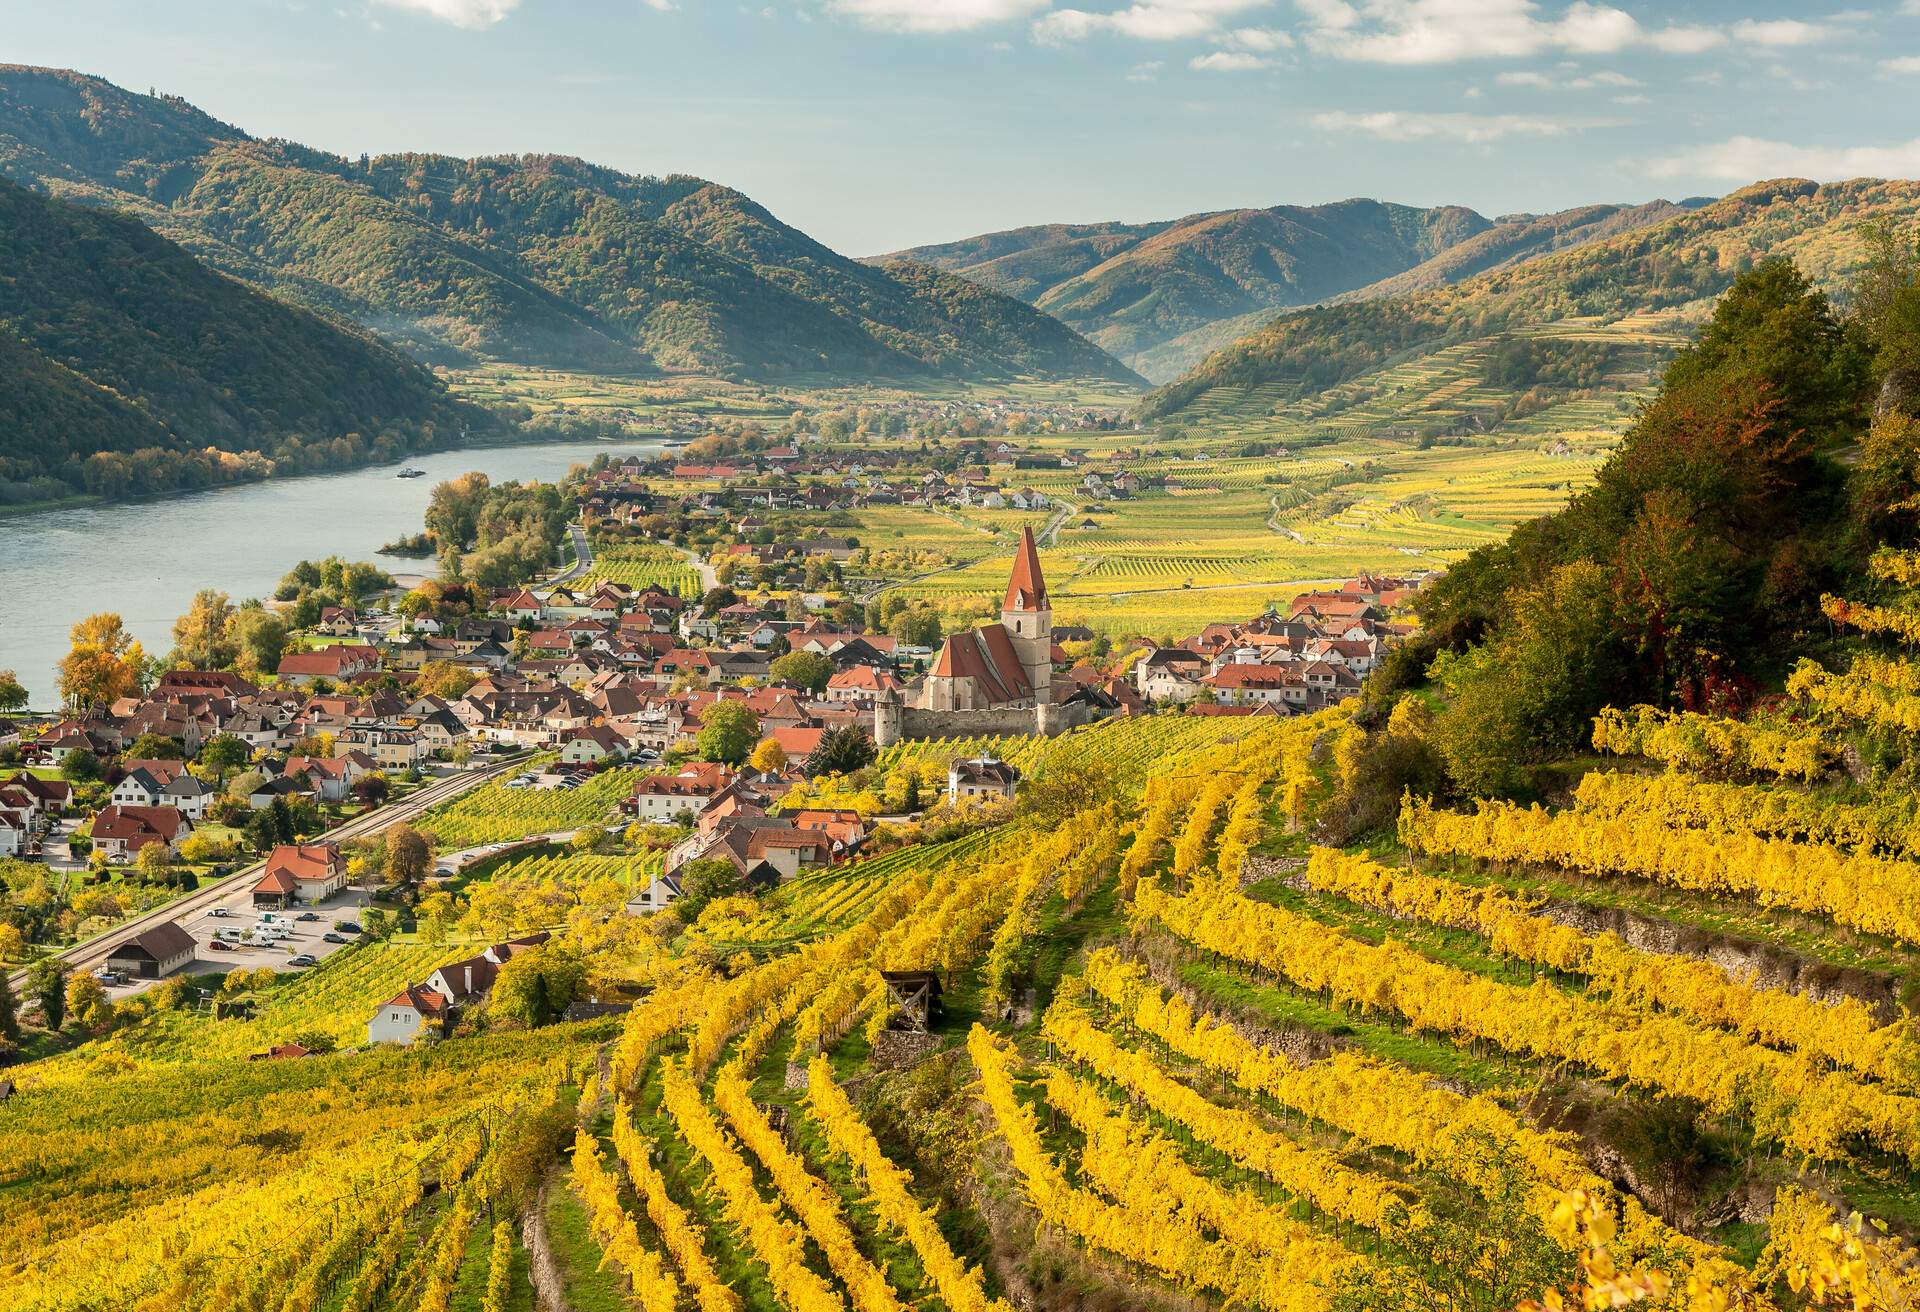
[0,439,666,707]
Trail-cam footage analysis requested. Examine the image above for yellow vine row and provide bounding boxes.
[1400,793,1920,949]
[1303,848,1916,1086]
[802,1055,1013,1312]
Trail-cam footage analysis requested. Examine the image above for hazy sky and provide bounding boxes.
[11,0,1920,253]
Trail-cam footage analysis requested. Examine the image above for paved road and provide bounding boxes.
[549,524,596,586]
[6,756,523,997]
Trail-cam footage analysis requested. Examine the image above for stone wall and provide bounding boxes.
[869,1029,942,1070]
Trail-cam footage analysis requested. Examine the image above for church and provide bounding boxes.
[919,526,1054,711]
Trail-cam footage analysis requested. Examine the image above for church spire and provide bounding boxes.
[1003,525,1048,612]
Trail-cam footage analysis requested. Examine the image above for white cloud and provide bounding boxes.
[1127,58,1166,78]
[1499,67,1637,89]
[1648,135,1920,182]
[1035,0,1271,42]
[642,0,676,10]
[1645,25,1725,54]
[1296,0,1740,65]
[1192,49,1272,67]
[1886,55,1920,73]
[1229,26,1293,49]
[1311,109,1585,142]
[830,0,1048,33]
[369,0,516,27]
[1731,18,1830,48]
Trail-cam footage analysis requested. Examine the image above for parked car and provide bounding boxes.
[296,912,320,922]
[203,907,231,919]
[334,920,362,933]
[207,938,232,951]
[93,968,127,985]
[287,954,317,967]
[322,932,347,944]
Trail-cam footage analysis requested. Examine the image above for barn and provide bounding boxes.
[105,921,196,980]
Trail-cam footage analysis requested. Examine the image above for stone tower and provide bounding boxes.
[1001,525,1052,706]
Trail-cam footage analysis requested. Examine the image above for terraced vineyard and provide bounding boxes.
[10,703,1920,1310]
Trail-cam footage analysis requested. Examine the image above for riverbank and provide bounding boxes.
[0,436,668,706]
[0,424,657,519]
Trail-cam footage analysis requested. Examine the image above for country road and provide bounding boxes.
[5,755,524,997]
[548,524,596,585]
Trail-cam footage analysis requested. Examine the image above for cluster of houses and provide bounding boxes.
[369,931,551,1045]
[1130,573,1423,713]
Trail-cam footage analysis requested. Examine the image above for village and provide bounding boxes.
[0,452,1419,1050]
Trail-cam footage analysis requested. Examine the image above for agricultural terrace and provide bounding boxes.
[9,705,1918,1311]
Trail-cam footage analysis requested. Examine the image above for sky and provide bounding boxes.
[10,0,1920,254]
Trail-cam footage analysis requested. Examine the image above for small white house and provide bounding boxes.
[368,984,450,1045]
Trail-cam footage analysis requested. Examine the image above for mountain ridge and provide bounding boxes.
[0,65,1139,386]
[0,174,475,504]
[1136,176,1920,421]
[881,196,1699,380]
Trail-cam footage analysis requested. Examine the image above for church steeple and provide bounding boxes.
[1001,525,1052,705]
[1003,526,1048,612]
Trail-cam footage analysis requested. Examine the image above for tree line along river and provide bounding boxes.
[0,439,666,708]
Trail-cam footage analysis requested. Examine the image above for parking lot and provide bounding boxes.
[98,881,380,998]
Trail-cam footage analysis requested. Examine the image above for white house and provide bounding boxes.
[368,984,450,1045]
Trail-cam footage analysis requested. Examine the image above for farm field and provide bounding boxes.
[873,436,1611,635]
[412,761,642,849]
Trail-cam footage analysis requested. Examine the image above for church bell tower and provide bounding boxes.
[1001,526,1053,705]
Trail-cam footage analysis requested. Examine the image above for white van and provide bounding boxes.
[214,926,244,942]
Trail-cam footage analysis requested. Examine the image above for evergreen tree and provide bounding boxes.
[27,958,64,1031]
[0,969,18,1042]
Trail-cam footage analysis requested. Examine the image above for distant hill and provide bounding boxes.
[885,199,1699,381]
[0,65,1139,387]
[883,200,1495,379]
[0,176,471,503]
[1137,178,1920,422]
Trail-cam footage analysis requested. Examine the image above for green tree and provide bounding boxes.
[170,589,237,669]
[768,650,834,694]
[0,669,27,713]
[125,733,184,761]
[226,606,287,680]
[490,943,587,1028]
[198,733,249,781]
[804,725,877,779]
[675,858,741,921]
[695,702,760,766]
[27,957,64,1030]
[1431,561,1623,797]
[60,749,102,783]
[0,968,18,1042]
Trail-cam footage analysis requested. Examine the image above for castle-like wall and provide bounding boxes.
[877,701,1103,745]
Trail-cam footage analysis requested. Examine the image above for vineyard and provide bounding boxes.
[585,543,704,598]
[414,761,642,848]
[10,701,1920,1311]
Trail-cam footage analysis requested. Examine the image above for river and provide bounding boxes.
[0,439,667,707]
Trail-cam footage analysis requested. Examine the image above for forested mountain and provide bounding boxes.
[1138,178,1920,420]
[0,65,1138,385]
[883,200,1500,379]
[0,176,472,504]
